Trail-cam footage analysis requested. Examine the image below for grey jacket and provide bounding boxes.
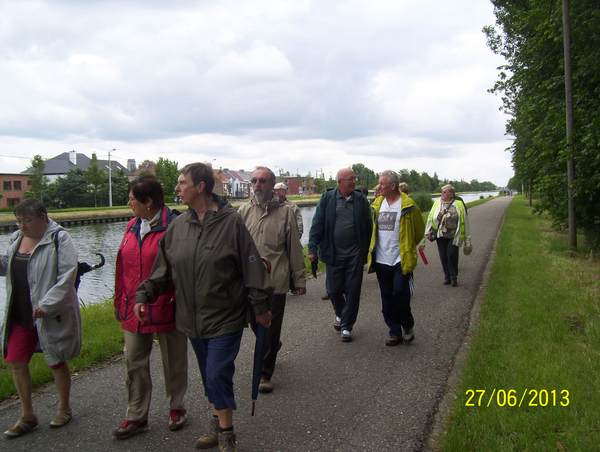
[0,220,82,366]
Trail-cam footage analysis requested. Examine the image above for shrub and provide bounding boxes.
[409,191,433,212]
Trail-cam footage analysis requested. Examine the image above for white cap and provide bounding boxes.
[274,182,287,190]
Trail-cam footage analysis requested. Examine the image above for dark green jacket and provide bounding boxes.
[308,188,373,266]
[136,194,274,339]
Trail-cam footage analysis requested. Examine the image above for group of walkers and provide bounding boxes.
[0,163,471,451]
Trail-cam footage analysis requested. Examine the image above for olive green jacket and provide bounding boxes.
[136,195,274,339]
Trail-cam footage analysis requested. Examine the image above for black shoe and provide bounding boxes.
[402,327,414,344]
[341,330,352,342]
[321,293,330,300]
[385,335,401,346]
[333,320,342,331]
[451,279,457,287]
[443,278,451,285]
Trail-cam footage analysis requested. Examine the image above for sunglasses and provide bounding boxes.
[251,178,269,185]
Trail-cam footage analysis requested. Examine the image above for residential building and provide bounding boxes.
[221,169,252,199]
[0,173,32,209]
[20,150,134,182]
[278,174,316,196]
[213,169,230,197]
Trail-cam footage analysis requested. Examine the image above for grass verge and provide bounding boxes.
[438,197,600,451]
[0,300,123,402]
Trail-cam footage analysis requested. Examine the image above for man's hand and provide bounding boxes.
[134,303,147,323]
[114,307,122,322]
[255,311,273,329]
[308,254,317,262]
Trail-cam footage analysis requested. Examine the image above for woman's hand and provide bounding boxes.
[114,307,122,322]
[32,306,47,321]
[134,303,147,323]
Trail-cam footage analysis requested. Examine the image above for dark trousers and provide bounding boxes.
[375,262,414,336]
[326,254,364,332]
[249,293,286,380]
[189,330,243,411]
[436,237,459,281]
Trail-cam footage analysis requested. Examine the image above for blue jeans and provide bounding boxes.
[374,262,414,336]
[189,330,243,411]
[326,254,364,332]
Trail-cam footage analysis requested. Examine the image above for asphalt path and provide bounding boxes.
[0,196,513,452]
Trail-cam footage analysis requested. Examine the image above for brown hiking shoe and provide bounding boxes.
[218,431,237,452]
[195,417,219,449]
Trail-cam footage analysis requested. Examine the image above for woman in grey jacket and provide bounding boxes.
[0,198,81,437]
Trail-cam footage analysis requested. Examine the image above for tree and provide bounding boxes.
[55,169,94,208]
[27,155,49,202]
[155,157,179,199]
[485,0,600,247]
[351,163,377,189]
[85,153,106,207]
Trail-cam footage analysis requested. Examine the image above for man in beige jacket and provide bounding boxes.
[238,167,306,394]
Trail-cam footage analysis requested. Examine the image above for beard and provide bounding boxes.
[255,190,271,204]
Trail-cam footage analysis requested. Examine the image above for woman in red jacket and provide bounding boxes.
[112,174,188,439]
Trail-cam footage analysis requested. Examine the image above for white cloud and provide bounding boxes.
[0,0,513,186]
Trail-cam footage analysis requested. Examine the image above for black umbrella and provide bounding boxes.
[311,257,319,279]
[251,322,266,416]
[252,256,272,416]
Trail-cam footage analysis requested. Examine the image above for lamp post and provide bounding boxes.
[108,149,115,207]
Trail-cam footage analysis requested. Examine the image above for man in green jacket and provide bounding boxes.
[308,168,373,343]
[367,170,425,346]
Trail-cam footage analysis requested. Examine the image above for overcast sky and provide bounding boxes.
[0,0,513,186]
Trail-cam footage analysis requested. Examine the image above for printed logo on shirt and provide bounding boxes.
[379,211,397,231]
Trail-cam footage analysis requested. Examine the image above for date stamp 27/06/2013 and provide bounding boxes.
[465,389,569,407]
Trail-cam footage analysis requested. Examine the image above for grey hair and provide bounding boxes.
[380,170,400,191]
[254,166,276,182]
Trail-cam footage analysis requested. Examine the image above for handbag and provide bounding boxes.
[463,239,473,255]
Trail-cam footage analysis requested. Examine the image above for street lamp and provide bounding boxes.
[108,149,115,207]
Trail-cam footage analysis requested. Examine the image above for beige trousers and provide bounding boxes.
[123,328,188,421]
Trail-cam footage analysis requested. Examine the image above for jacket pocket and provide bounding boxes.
[39,310,75,344]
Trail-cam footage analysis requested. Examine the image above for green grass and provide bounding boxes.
[0,300,124,401]
[438,198,600,451]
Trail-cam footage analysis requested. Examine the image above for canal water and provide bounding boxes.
[0,206,317,308]
[0,192,498,308]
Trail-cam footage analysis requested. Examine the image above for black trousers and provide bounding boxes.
[436,237,459,281]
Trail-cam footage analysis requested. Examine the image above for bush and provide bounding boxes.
[409,191,433,212]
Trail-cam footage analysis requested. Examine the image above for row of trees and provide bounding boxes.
[316,163,497,194]
[485,0,600,247]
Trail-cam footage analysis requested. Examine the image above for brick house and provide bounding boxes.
[278,174,316,196]
[0,173,32,208]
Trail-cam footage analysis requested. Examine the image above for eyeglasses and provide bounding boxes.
[339,176,356,182]
[15,216,40,226]
[250,178,269,185]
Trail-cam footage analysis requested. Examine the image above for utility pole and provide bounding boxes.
[108,149,115,207]
[562,0,576,248]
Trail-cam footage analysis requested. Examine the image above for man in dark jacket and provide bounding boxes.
[308,168,373,342]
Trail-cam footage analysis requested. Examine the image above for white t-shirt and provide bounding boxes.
[375,197,402,266]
